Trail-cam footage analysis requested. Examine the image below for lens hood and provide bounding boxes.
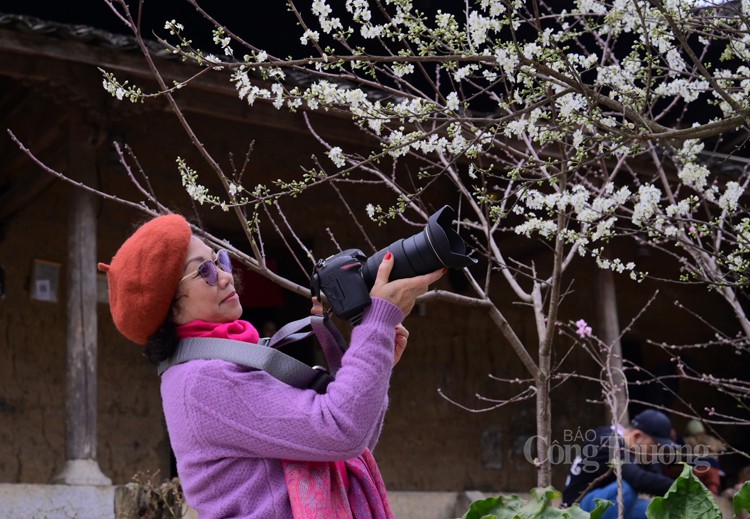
[425,206,478,269]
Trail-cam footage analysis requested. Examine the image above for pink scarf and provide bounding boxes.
[283,451,393,519]
[176,320,394,519]
[176,319,260,343]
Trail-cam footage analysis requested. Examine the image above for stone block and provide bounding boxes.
[0,483,115,519]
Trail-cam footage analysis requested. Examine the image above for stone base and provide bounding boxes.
[52,459,112,486]
[0,484,115,519]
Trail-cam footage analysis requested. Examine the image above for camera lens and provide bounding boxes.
[361,206,476,287]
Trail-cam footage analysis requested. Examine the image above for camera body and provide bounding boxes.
[311,206,477,323]
[311,249,372,322]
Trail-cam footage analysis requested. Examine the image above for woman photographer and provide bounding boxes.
[98,213,445,519]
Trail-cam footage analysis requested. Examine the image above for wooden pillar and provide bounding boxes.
[595,266,629,426]
[52,122,110,486]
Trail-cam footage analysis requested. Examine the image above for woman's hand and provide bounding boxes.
[369,251,446,316]
[394,323,409,366]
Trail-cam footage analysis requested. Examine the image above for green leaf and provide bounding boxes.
[459,487,611,519]
[459,495,509,519]
[733,481,750,516]
[646,464,722,519]
[587,499,614,519]
[517,487,560,516]
[535,499,611,519]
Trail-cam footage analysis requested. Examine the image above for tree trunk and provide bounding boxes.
[596,266,628,426]
[536,369,552,487]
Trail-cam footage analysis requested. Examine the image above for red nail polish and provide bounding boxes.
[384,251,393,260]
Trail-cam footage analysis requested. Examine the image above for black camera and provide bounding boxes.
[311,206,477,322]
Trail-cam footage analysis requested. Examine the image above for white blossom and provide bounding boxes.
[346,0,372,21]
[467,11,500,48]
[361,24,384,38]
[312,0,332,18]
[596,255,636,274]
[228,182,241,196]
[446,92,460,112]
[435,11,454,29]
[577,0,608,15]
[515,218,558,238]
[454,65,478,82]
[366,203,376,218]
[678,162,711,192]
[271,83,285,109]
[665,197,695,217]
[480,0,506,16]
[719,181,743,212]
[392,63,415,77]
[327,146,346,167]
[164,20,184,35]
[504,119,527,137]
[665,48,687,73]
[654,78,709,102]
[557,93,586,120]
[300,29,320,45]
[632,185,662,226]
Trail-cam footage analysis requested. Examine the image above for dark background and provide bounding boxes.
[1,1,303,56]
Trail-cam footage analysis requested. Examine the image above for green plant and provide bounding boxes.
[647,464,750,519]
[459,466,750,519]
[733,481,750,518]
[459,487,611,519]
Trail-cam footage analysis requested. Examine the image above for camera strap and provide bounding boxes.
[157,314,347,394]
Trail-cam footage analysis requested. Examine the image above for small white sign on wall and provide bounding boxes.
[31,260,61,303]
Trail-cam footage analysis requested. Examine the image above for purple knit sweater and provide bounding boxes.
[160,298,404,518]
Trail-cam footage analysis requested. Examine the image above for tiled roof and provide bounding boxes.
[0,12,406,101]
[0,12,167,55]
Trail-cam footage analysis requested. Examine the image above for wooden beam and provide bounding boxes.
[0,27,376,146]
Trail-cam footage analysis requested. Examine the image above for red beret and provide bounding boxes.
[98,214,191,345]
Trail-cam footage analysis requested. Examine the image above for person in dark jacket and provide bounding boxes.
[562,409,677,519]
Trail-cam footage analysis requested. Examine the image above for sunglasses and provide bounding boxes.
[179,249,233,286]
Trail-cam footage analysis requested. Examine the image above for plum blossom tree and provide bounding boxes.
[13,0,750,486]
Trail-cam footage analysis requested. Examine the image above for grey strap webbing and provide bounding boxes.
[157,315,345,394]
